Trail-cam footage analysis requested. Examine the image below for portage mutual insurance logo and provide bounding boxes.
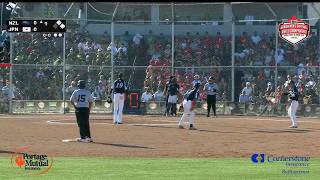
[10,146,53,176]
[279,16,310,46]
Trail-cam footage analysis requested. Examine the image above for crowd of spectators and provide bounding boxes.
[0,28,318,109]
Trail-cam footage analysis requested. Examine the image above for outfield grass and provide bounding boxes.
[0,157,319,180]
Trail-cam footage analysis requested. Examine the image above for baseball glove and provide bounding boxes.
[107,96,112,103]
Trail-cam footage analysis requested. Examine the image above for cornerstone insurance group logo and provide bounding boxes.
[279,16,310,46]
[251,153,265,163]
[251,153,311,175]
[10,146,53,176]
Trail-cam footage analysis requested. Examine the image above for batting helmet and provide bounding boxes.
[77,80,86,89]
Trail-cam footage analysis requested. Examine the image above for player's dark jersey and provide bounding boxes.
[184,89,199,101]
[284,86,299,101]
[168,83,180,96]
[112,79,127,94]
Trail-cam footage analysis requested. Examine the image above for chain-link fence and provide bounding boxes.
[0,2,319,116]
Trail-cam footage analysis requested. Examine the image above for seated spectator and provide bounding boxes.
[251,31,261,45]
[133,33,143,46]
[153,87,165,101]
[141,87,153,102]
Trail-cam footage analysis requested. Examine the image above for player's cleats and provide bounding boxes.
[76,138,88,142]
[85,137,93,142]
[178,125,184,129]
[189,126,197,130]
[289,125,298,128]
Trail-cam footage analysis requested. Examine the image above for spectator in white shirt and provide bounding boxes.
[117,43,128,55]
[107,42,118,56]
[153,87,165,101]
[141,87,153,102]
[133,33,143,45]
[251,31,261,45]
[239,82,253,103]
[275,49,284,65]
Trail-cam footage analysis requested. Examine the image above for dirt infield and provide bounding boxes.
[0,114,319,158]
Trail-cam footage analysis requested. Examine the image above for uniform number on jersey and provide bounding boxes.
[116,82,123,88]
[77,95,86,102]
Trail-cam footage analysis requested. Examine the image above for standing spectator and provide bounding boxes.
[239,82,253,114]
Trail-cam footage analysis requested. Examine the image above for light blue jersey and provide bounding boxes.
[204,83,218,96]
[70,89,93,108]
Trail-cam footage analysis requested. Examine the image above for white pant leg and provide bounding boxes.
[290,101,299,126]
[113,94,119,123]
[179,100,190,126]
[118,94,124,123]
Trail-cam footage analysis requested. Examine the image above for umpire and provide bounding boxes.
[70,80,94,143]
[203,76,218,117]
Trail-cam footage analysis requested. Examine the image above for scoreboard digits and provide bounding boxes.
[7,20,66,33]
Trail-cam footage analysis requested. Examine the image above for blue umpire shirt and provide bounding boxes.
[204,82,218,96]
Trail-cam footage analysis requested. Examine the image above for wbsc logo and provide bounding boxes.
[251,153,265,163]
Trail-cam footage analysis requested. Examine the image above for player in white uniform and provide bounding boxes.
[178,83,200,130]
[109,73,128,124]
[70,80,94,143]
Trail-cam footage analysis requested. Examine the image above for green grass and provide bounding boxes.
[0,157,319,180]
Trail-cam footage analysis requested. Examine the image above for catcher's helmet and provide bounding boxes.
[77,80,86,89]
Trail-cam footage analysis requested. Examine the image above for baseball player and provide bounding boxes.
[163,76,174,116]
[258,82,275,116]
[178,83,200,130]
[192,74,202,87]
[283,80,299,128]
[166,77,180,116]
[70,80,94,143]
[203,76,218,117]
[109,73,128,124]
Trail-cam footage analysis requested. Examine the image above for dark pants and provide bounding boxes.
[166,103,177,116]
[207,95,216,116]
[75,107,91,139]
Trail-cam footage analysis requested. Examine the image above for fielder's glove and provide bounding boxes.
[107,96,112,103]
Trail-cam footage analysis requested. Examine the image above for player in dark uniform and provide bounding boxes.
[178,83,200,130]
[163,76,174,116]
[166,77,180,116]
[70,80,94,143]
[258,82,275,116]
[109,73,128,124]
[283,81,299,128]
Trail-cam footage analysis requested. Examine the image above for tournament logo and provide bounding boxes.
[10,146,53,176]
[279,16,310,46]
